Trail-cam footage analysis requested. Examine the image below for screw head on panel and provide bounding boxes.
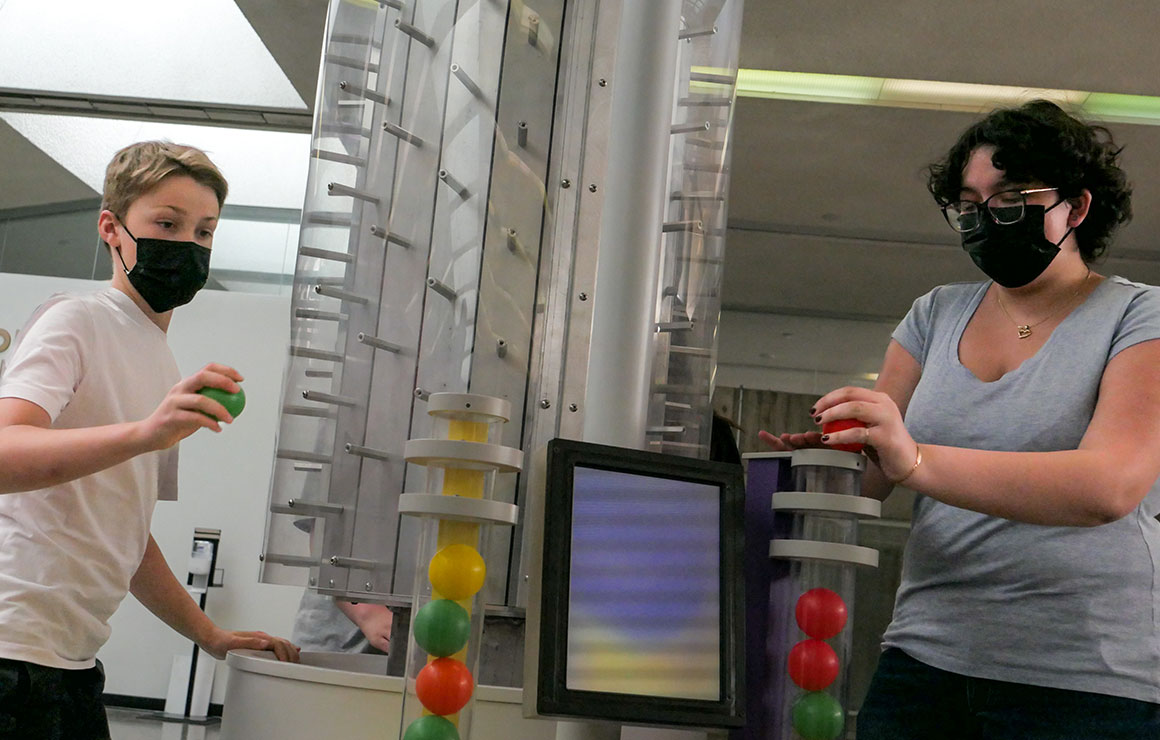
[365,582,373,592]
[561,178,571,188]
[258,554,265,562]
[588,184,598,193]
[309,577,317,586]
[329,579,335,587]
[598,78,608,87]
[578,292,588,301]
[569,404,578,412]
[540,399,551,409]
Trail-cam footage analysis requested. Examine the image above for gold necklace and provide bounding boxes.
[995,270,1091,340]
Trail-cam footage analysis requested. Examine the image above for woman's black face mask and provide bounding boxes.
[114,220,211,313]
[961,202,1072,289]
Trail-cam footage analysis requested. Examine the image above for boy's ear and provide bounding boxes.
[97,210,120,248]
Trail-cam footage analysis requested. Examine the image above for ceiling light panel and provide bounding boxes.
[0,0,305,110]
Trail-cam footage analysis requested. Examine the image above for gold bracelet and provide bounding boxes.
[895,444,923,485]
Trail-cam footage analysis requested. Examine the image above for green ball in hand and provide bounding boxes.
[197,386,246,421]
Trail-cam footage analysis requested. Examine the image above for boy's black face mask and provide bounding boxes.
[114,221,211,313]
[960,203,1072,289]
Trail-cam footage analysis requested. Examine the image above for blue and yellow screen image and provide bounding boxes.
[565,466,721,700]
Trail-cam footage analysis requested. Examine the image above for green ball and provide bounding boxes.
[413,599,471,658]
[402,714,460,740]
[197,386,246,420]
[791,691,844,740]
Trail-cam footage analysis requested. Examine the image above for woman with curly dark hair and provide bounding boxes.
[761,100,1160,738]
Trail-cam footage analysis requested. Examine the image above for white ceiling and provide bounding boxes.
[6,0,1160,383]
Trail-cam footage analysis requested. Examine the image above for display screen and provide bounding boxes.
[565,466,721,700]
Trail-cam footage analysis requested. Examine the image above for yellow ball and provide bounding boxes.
[428,544,486,600]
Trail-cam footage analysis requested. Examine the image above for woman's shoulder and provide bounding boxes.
[912,280,989,314]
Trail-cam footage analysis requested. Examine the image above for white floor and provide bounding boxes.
[107,707,222,740]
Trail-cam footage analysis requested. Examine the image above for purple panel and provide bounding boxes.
[733,456,793,740]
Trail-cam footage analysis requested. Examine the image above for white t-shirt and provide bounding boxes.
[0,286,180,669]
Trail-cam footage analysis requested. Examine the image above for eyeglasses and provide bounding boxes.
[940,187,1059,233]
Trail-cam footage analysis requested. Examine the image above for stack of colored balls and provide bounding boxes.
[788,588,848,740]
[402,544,487,740]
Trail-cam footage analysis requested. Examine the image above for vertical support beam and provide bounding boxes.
[581,0,683,450]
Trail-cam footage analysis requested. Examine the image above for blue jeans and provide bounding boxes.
[857,648,1160,740]
[0,658,110,739]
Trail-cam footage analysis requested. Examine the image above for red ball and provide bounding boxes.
[795,588,848,639]
[821,419,866,453]
[788,639,839,691]
[415,658,474,716]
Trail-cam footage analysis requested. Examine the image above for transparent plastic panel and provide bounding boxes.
[399,517,491,740]
[771,558,857,740]
[793,464,863,497]
[648,0,744,460]
[262,0,577,610]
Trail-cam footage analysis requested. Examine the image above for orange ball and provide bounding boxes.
[415,658,474,716]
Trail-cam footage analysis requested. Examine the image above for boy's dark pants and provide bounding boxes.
[0,657,110,739]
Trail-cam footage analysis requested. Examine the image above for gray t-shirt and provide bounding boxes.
[884,276,1160,703]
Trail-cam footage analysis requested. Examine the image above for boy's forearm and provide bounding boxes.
[0,422,152,494]
[130,535,217,648]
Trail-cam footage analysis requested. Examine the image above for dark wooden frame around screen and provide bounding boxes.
[534,438,746,729]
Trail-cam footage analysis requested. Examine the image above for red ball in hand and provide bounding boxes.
[796,588,848,639]
[415,658,474,716]
[788,639,840,691]
[821,419,865,453]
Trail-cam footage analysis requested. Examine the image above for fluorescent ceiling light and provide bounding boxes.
[0,0,304,110]
[1,112,310,210]
[724,69,1160,125]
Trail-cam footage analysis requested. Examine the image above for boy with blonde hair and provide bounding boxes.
[0,141,298,739]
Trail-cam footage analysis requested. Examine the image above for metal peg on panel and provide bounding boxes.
[678,96,732,108]
[662,220,704,233]
[327,182,380,203]
[313,284,371,304]
[294,308,347,322]
[438,168,470,199]
[289,346,345,362]
[414,387,429,401]
[370,225,413,249]
[517,120,528,148]
[689,70,736,85]
[394,18,435,48]
[312,148,367,167]
[426,277,458,302]
[338,80,390,106]
[527,14,539,47]
[496,338,508,358]
[357,332,404,353]
[276,449,333,465]
[505,228,521,252]
[344,443,392,461]
[382,121,426,147]
[302,389,361,407]
[450,64,485,100]
[299,246,354,263]
[655,320,695,332]
[325,54,380,75]
[670,121,710,135]
[678,25,717,40]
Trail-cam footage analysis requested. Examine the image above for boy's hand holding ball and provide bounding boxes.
[197,385,246,421]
